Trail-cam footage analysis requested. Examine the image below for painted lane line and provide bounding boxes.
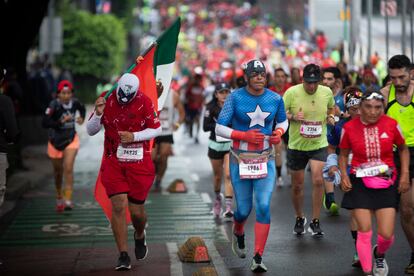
[206,241,229,276]
[166,242,183,276]
[201,193,212,204]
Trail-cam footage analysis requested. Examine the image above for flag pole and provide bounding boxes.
[104,41,157,99]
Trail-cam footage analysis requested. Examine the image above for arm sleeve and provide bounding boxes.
[275,119,289,133]
[86,112,102,136]
[133,126,162,141]
[215,94,235,139]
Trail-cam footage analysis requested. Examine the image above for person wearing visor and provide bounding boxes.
[42,80,85,212]
[326,86,363,267]
[283,63,335,237]
[87,72,161,270]
[339,90,410,276]
[216,59,288,273]
[203,82,234,220]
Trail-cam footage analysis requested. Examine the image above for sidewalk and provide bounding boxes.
[0,144,51,219]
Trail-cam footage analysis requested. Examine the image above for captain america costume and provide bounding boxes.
[216,86,287,256]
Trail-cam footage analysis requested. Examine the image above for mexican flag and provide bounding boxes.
[95,18,181,224]
[154,17,181,111]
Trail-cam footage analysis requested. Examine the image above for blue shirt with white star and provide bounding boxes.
[217,87,286,136]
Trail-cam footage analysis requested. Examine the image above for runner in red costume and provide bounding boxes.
[87,73,161,270]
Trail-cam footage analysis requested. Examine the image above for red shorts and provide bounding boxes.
[100,155,155,204]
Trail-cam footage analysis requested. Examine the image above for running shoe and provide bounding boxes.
[56,198,65,213]
[352,252,362,268]
[250,253,267,273]
[329,202,339,216]
[276,176,284,187]
[406,262,414,274]
[134,230,148,260]
[115,251,131,271]
[293,216,307,235]
[213,195,222,217]
[308,218,324,237]
[222,209,234,221]
[373,245,389,276]
[231,226,246,258]
[64,200,74,211]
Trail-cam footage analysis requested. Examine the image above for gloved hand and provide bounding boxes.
[231,129,264,144]
[269,128,284,145]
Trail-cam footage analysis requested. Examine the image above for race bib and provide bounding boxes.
[216,135,231,143]
[356,162,389,178]
[300,121,323,138]
[116,143,143,162]
[239,157,268,179]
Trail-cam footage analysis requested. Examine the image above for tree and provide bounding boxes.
[56,10,126,102]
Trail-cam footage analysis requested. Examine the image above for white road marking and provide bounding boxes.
[206,241,229,276]
[201,193,212,203]
[166,242,183,276]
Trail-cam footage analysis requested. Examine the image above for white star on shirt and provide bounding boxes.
[246,105,270,128]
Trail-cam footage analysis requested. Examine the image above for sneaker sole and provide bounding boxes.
[115,265,131,271]
[231,244,246,258]
[231,238,246,258]
[251,265,267,273]
[136,248,148,261]
[307,227,324,237]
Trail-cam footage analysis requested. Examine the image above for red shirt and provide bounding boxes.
[101,92,160,157]
[339,115,405,172]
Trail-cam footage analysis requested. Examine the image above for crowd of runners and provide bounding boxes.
[33,2,414,275]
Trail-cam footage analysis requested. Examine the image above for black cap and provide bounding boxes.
[215,82,231,91]
[244,59,266,78]
[303,64,321,82]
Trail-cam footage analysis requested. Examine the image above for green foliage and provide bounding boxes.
[57,10,126,80]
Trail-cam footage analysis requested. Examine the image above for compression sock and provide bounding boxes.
[234,220,246,236]
[254,222,270,256]
[276,166,282,178]
[357,230,373,273]
[377,234,394,255]
[225,196,232,211]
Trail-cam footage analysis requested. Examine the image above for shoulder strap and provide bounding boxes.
[385,99,397,114]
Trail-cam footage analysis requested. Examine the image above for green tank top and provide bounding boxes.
[386,85,414,146]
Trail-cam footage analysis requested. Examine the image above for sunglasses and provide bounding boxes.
[362,92,384,101]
